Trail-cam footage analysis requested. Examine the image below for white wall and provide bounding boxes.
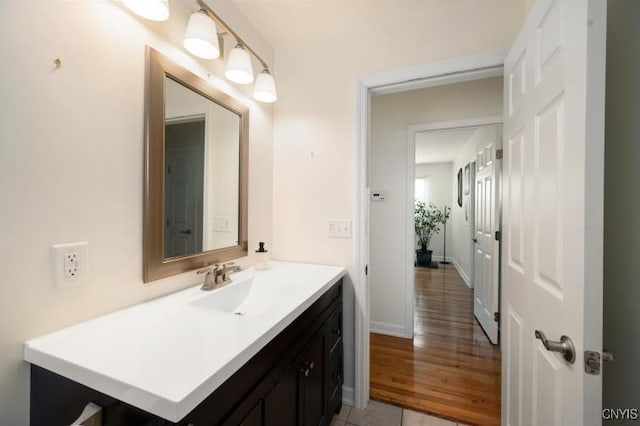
[0,1,273,423]
[414,162,453,260]
[272,1,524,390]
[450,126,503,287]
[603,0,640,418]
[366,78,503,334]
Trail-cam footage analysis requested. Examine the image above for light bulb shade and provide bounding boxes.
[122,0,169,21]
[253,71,277,103]
[225,46,254,84]
[183,11,220,60]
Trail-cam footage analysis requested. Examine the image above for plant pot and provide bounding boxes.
[416,249,432,267]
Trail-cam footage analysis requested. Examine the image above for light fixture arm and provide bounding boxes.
[196,0,270,71]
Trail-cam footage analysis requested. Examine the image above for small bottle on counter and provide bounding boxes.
[255,241,269,271]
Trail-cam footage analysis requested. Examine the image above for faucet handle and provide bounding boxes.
[223,262,235,268]
[197,267,212,275]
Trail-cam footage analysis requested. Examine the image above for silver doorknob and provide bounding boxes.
[534,330,576,364]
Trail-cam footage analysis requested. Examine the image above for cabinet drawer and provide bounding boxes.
[326,345,343,420]
[326,308,342,354]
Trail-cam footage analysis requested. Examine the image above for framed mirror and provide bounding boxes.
[144,47,248,282]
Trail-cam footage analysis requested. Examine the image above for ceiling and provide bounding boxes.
[232,0,449,48]
[415,128,476,164]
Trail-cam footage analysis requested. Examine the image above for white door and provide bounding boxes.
[501,0,605,425]
[474,132,501,345]
[165,119,205,258]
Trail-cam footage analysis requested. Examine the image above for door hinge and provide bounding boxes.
[495,230,501,241]
[365,265,368,276]
[496,149,503,160]
[493,312,500,322]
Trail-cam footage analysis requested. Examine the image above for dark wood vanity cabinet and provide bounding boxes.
[31,279,343,426]
[261,319,336,426]
[230,281,344,426]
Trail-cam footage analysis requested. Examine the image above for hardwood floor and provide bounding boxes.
[370,264,501,426]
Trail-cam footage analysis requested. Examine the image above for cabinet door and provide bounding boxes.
[240,401,262,426]
[299,334,325,426]
[264,364,298,426]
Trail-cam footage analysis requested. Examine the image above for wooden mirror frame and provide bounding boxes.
[143,47,249,283]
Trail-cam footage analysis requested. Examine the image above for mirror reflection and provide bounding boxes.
[164,77,240,259]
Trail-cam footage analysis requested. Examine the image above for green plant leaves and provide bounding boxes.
[414,200,450,250]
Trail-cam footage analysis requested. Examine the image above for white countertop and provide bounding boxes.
[24,261,346,422]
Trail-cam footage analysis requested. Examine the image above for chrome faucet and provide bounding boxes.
[197,266,218,291]
[198,262,241,291]
[218,262,241,284]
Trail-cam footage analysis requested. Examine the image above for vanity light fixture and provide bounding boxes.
[121,0,169,22]
[184,10,221,60]
[182,0,278,102]
[253,69,277,103]
[225,44,254,85]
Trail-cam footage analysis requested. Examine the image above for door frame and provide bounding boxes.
[405,116,503,338]
[354,51,507,409]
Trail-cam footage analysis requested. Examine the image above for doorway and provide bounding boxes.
[354,55,506,410]
[369,101,503,422]
[164,117,206,258]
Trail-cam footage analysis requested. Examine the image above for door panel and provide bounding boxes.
[502,0,606,424]
[532,347,562,426]
[533,96,564,299]
[474,145,499,344]
[506,306,523,426]
[164,120,205,258]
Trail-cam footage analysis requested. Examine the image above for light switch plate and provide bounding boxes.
[51,241,89,288]
[328,219,352,238]
[371,191,386,201]
[213,216,231,232]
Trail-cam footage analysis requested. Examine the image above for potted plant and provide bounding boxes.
[414,200,450,267]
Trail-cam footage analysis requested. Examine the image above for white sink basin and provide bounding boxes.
[189,277,275,317]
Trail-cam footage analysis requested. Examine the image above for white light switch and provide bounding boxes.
[51,241,89,288]
[213,216,231,232]
[328,219,352,238]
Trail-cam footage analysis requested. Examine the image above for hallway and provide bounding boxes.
[370,264,501,425]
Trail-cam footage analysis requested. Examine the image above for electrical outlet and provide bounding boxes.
[64,252,79,278]
[51,242,89,288]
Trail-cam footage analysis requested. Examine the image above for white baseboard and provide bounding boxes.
[369,321,409,338]
[342,386,354,406]
[430,255,455,263]
[451,257,472,288]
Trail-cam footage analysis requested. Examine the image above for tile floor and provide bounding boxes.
[331,400,470,426]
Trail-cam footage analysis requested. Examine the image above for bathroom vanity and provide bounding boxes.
[25,262,345,425]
